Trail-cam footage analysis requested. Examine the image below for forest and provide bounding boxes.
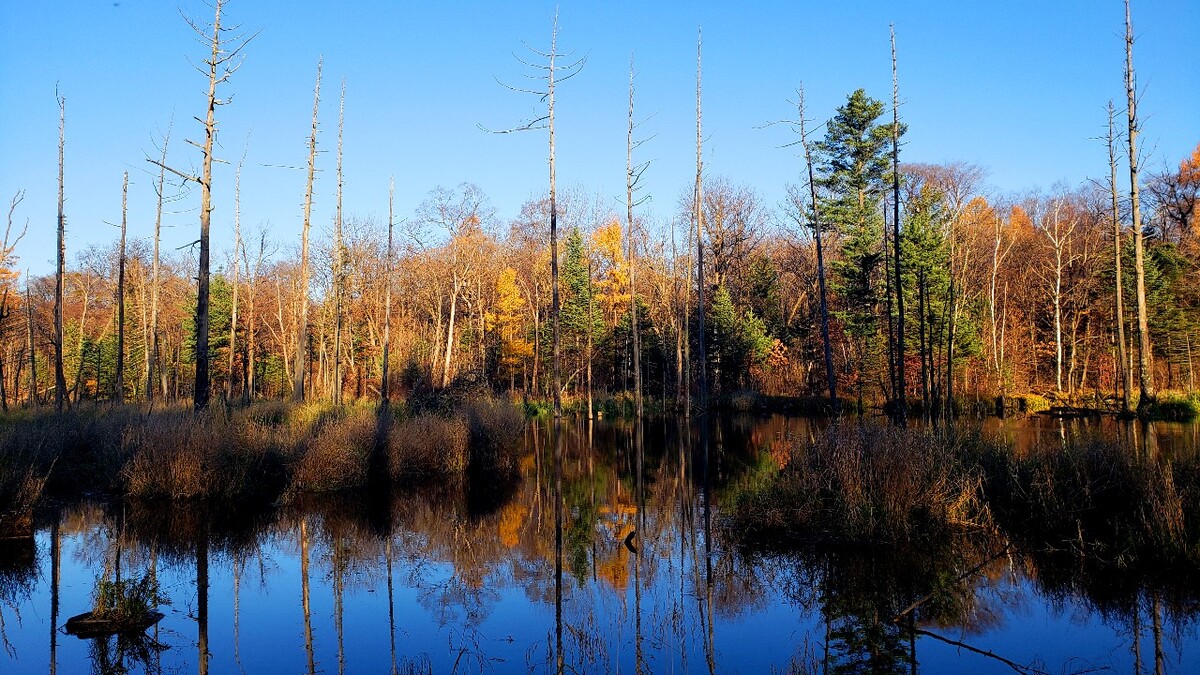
[0,1,1196,421]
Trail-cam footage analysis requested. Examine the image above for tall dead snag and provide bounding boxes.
[227,138,248,402]
[381,177,394,406]
[890,24,908,426]
[115,172,128,402]
[332,79,346,405]
[694,29,709,411]
[148,0,255,412]
[1125,0,1155,412]
[486,11,584,418]
[1107,101,1132,414]
[294,58,322,403]
[626,54,651,419]
[799,85,839,412]
[55,93,67,412]
[148,118,171,402]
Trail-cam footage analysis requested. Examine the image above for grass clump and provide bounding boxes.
[388,414,470,478]
[1146,390,1200,421]
[91,571,167,625]
[729,424,988,546]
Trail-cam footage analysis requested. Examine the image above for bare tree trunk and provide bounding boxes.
[442,279,458,387]
[890,24,908,426]
[115,172,127,402]
[227,143,246,402]
[549,17,563,418]
[55,94,66,412]
[694,29,708,410]
[382,177,393,404]
[627,55,643,419]
[26,281,36,406]
[799,85,838,410]
[332,79,345,405]
[1108,101,1131,413]
[1126,0,1155,412]
[149,121,170,402]
[243,232,264,404]
[294,58,322,403]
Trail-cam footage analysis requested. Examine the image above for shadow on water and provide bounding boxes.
[0,413,1198,673]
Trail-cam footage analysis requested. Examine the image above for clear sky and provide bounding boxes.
[2,1,1197,277]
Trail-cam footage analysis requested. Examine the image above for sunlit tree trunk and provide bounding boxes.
[1126,0,1155,412]
[295,58,322,403]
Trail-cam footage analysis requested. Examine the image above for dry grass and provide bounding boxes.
[388,414,470,478]
[730,424,989,545]
[290,409,377,492]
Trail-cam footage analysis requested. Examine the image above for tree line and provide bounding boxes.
[0,0,1195,416]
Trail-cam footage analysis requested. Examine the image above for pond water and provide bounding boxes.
[1,414,1198,674]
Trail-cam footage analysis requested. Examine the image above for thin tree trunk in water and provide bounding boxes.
[1108,101,1132,414]
[197,522,209,675]
[295,58,322,403]
[301,518,315,675]
[333,80,345,405]
[55,94,67,412]
[115,172,127,402]
[694,29,708,410]
[1126,0,1155,412]
[49,517,60,675]
[890,24,908,426]
[382,178,394,404]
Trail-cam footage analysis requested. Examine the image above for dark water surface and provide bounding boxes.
[2,415,1198,674]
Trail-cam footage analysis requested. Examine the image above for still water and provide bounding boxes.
[1,415,1198,674]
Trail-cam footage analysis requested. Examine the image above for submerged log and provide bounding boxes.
[64,610,165,638]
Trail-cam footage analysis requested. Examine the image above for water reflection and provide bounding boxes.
[0,415,1198,673]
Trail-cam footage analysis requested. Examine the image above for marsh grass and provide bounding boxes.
[91,570,167,625]
[729,424,988,545]
[0,397,526,508]
[731,423,1200,569]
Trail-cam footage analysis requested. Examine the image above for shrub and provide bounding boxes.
[1148,390,1200,421]
[1017,394,1050,414]
[388,414,469,478]
[91,570,167,625]
[290,409,376,492]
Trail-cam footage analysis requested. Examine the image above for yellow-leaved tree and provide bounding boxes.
[486,267,532,390]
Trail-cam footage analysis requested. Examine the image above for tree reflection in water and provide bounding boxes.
[2,415,1200,673]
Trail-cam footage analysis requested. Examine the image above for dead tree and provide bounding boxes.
[799,86,839,411]
[148,118,172,402]
[26,279,36,406]
[694,29,709,411]
[890,24,908,426]
[332,79,346,405]
[626,54,652,419]
[115,172,128,402]
[1107,101,1132,414]
[381,177,394,405]
[294,58,322,403]
[486,10,584,417]
[227,138,248,402]
[55,93,67,412]
[148,0,256,412]
[1125,0,1155,411]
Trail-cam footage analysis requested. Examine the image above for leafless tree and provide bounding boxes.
[486,10,585,416]
[1106,101,1132,414]
[294,58,322,403]
[1125,0,1155,411]
[626,54,652,419]
[890,24,907,425]
[115,172,128,402]
[148,0,256,411]
[55,92,67,411]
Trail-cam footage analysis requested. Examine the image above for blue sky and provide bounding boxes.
[2,1,1197,276]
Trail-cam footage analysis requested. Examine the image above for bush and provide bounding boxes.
[1017,394,1050,414]
[388,414,470,478]
[1148,390,1200,421]
[290,408,376,492]
[91,571,167,625]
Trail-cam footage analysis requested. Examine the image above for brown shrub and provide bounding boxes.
[290,409,376,492]
[388,414,470,479]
